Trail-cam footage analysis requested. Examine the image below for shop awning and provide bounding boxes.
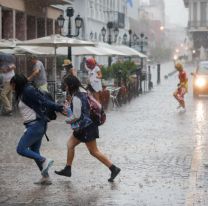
[97,43,147,58]
[111,45,147,58]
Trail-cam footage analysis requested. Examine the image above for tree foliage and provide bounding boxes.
[101,60,137,85]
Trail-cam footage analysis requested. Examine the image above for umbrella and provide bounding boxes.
[15,45,125,56]
[16,46,106,56]
[0,52,16,68]
[0,39,21,49]
[111,45,147,58]
[16,34,96,83]
[97,43,147,58]
[0,49,16,54]
[16,34,95,47]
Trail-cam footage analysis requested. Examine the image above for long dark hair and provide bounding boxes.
[64,75,82,95]
[10,74,28,100]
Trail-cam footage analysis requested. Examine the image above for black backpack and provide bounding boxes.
[39,90,57,122]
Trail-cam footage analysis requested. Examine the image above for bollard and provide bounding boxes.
[157,64,161,84]
[138,67,142,94]
[148,65,153,90]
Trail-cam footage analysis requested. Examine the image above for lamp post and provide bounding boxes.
[133,33,137,47]
[122,30,138,48]
[128,29,132,47]
[136,33,148,93]
[123,33,127,45]
[101,22,119,66]
[57,7,83,61]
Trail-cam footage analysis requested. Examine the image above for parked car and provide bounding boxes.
[192,61,208,97]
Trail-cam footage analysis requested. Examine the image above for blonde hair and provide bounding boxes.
[175,63,183,71]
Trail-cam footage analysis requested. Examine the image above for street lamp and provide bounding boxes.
[90,31,93,40]
[128,29,132,47]
[101,23,119,45]
[137,33,148,53]
[133,33,137,46]
[101,27,106,42]
[122,30,137,47]
[57,15,65,34]
[114,27,119,43]
[123,33,127,45]
[57,7,83,60]
[101,22,119,66]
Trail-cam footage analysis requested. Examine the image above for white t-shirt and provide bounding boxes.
[2,64,15,82]
[70,87,86,120]
[19,100,37,123]
[86,65,102,92]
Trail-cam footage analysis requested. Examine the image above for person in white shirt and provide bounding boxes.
[0,63,15,115]
[85,57,102,102]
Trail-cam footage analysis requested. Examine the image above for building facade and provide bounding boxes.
[0,0,73,81]
[184,0,208,60]
[65,0,128,67]
[0,0,72,40]
[72,0,128,44]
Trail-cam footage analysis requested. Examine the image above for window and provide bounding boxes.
[200,2,207,26]
[193,2,198,22]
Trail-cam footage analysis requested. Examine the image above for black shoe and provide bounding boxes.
[55,166,71,177]
[108,166,121,182]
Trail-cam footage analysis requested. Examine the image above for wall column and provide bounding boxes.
[53,19,55,34]
[24,13,27,40]
[13,9,16,39]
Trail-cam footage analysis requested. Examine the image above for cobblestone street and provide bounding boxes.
[1,62,208,206]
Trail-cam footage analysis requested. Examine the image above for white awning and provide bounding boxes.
[14,45,125,56]
[96,43,147,58]
[112,45,147,58]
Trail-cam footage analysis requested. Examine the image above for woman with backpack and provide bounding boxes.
[10,74,64,185]
[55,75,121,182]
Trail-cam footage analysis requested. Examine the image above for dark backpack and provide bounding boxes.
[87,94,106,126]
[39,90,57,122]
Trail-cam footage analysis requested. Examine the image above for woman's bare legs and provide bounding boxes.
[85,140,112,167]
[55,134,80,177]
[86,140,120,182]
[66,135,81,166]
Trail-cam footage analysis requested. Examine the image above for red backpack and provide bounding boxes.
[87,94,106,126]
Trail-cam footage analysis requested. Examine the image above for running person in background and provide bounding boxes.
[28,56,48,92]
[85,57,102,102]
[173,63,188,109]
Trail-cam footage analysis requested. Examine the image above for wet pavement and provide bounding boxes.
[1,62,208,205]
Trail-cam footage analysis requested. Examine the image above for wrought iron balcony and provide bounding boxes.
[188,21,208,29]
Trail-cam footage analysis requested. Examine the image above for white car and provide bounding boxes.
[192,61,208,97]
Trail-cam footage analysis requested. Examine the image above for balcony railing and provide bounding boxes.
[188,21,208,28]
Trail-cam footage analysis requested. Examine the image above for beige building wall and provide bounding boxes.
[0,0,25,11]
